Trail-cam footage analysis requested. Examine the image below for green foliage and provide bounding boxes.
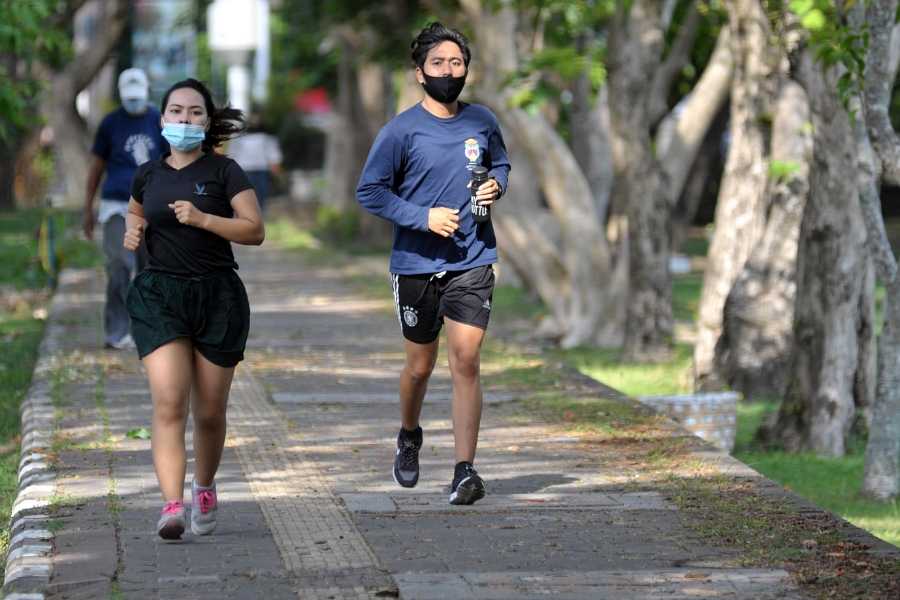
[559,343,694,398]
[263,216,323,252]
[0,207,74,561]
[266,6,336,127]
[0,210,101,289]
[673,1,728,99]
[672,273,703,322]
[266,0,426,128]
[315,204,360,241]
[734,401,900,547]
[125,427,151,440]
[768,159,802,183]
[503,0,613,113]
[788,0,868,109]
[528,46,591,81]
[0,0,70,142]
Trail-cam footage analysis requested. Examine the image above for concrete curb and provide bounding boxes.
[2,271,86,598]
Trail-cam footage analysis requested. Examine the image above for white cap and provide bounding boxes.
[118,68,149,100]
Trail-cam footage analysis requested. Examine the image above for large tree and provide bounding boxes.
[0,0,129,208]
[765,31,873,457]
[606,0,731,358]
[450,0,731,353]
[699,5,820,403]
[860,0,900,499]
[694,0,782,391]
[715,78,812,401]
[0,0,74,208]
[41,0,130,205]
[274,0,420,239]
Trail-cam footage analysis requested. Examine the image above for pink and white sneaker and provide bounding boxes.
[157,500,186,540]
[191,480,218,535]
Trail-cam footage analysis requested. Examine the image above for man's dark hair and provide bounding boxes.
[410,22,471,69]
[160,78,246,152]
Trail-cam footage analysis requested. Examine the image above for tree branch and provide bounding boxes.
[657,26,732,203]
[648,2,701,125]
[64,0,129,94]
[661,0,679,31]
[861,0,900,281]
[864,0,900,185]
[51,0,92,30]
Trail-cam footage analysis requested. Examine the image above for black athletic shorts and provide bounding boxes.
[390,265,495,344]
[126,269,250,368]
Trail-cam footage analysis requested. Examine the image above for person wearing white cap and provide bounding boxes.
[83,67,168,349]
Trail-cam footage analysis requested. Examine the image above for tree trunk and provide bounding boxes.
[395,69,422,113]
[861,0,900,498]
[0,138,17,209]
[863,278,900,499]
[41,0,129,206]
[462,0,622,347]
[854,258,877,428]
[764,51,869,456]
[321,28,390,242]
[716,80,811,401]
[355,58,392,242]
[669,106,728,252]
[322,112,353,208]
[45,89,90,206]
[694,0,777,390]
[0,43,27,209]
[324,28,375,213]
[570,67,614,223]
[657,26,733,222]
[455,0,727,350]
[607,0,673,359]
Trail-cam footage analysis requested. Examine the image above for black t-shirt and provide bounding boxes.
[131,152,252,276]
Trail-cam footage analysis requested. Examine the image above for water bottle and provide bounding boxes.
[469,166,490,224]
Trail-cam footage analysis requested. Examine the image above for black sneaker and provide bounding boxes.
[449,461,486,505]
[392,426,422,488]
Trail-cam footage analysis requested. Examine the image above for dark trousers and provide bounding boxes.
[101,215,146,345]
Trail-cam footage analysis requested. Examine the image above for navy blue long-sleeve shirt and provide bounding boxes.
[356,102,511,275]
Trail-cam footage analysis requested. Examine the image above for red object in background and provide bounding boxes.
[294,88,331,114]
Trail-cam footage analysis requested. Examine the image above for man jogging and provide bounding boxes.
[84,68,167,349]
[356,22,510,505]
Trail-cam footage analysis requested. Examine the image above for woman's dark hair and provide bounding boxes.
[410,22,471,69]
[160,78,245,152]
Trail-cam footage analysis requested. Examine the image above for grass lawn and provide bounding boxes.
[0,208,100,558]
[733,401,900,548]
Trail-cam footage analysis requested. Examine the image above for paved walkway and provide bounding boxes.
[4,244,817,599]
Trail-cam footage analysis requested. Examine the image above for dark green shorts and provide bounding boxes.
[126,269,250,368]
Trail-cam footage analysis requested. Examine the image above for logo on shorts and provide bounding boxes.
[464,138,480,163]
[402,306,418,327]
[482,299,491,311]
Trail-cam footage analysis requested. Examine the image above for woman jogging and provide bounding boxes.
[123,78,264,540]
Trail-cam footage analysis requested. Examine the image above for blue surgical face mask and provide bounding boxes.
[122,98,147,115]
[161,122,206,151]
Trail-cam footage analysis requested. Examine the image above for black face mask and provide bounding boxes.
[421,72,467,104]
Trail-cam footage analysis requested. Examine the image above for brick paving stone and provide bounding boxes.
[15,243,885,599]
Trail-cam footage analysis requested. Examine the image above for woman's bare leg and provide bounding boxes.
[143,339,193,502]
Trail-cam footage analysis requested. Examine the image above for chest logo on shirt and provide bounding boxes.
[124,134,154,166]
[464,138,480,163]
[194,183,208,196]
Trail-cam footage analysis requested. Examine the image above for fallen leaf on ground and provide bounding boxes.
[125,427,151,440]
